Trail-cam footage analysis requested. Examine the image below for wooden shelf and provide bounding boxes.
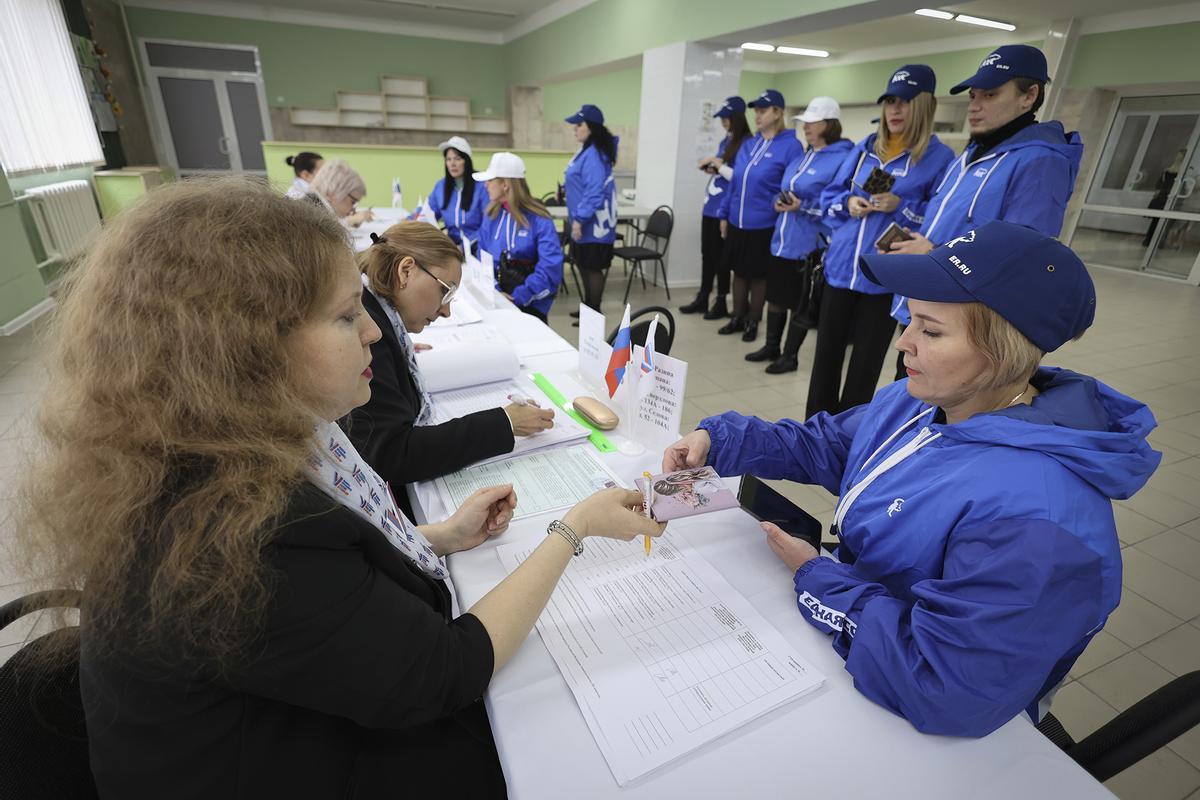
[288,75,508,134]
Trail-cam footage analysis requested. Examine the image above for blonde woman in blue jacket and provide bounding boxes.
[563,104,619,312]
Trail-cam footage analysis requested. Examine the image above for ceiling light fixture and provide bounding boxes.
[914,8,954,19]
[740,42,776,52]
[776,45,830,57]
[954,13,1016,30]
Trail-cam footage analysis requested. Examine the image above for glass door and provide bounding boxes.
[1070,94,1200,282]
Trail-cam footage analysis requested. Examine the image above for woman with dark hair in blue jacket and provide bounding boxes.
[563,104,619,312]
[662,221,1160,739]
[715,89,805,343]
[427,136,488,248]
[807,65,955,418]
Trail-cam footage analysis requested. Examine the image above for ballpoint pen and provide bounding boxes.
[642,471,653,555]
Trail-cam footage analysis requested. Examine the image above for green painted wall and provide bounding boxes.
[738,70,775,104]
[0,171,50,329]
[542,66,643,127]
[1068,23,1200,89]
[123,7,509,115]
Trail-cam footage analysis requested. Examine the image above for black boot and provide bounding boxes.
[741,319,759,342]
[766,316,808,374]
[745,310,785,362]
[717,315,745,335]
[703,295,729,320]
[679,291,709,314]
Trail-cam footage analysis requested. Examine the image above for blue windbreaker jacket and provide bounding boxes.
[770,139,855,260]
[478,207,563,317]
[719,129,805,231]
[889,122,1085,323]
[564,139,618,245]
[702,136,732,219]
[699,368,1160,738]
[427,178,489,247]
[820,134,956,294]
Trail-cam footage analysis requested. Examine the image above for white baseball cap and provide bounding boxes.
[794,96,841,123]
[472,151,526,181]
[438,136,472,158]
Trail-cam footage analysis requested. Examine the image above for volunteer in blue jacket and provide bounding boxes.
[476,152,563,323]
[427,136,488,248]
[663,221,1161,738]
[682,96,751,319]
[883,45,1085,379]
[563,104,619,312]
[807,65,955,418]
[746,97,854,374]
[716,89,805,342]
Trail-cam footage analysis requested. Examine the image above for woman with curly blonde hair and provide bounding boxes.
[17,177,661,798]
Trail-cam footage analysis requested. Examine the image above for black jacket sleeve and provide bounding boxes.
[348,290,515,494]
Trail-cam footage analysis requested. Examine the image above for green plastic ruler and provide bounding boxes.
[531,372,617,453]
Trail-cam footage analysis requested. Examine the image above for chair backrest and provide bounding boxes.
[639,206,674,255]
[0,591,96,799]
[606,306,676,356]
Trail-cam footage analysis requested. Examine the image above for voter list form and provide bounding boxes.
[495,530,825,785]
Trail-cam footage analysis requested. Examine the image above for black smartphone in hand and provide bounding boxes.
[737,475,822,548]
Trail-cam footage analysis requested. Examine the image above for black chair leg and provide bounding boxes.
[623,265,635,305]
[638,262,646,291]
[657,259,670,300]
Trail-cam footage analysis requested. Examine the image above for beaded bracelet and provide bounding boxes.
[547,519,584,556]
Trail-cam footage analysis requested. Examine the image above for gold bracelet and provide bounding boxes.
[547,519,583,556]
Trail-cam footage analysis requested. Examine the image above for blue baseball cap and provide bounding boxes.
[951,45,1050,94]
[565,104,604,124]
[748,89,785,108]
[876,64,936,103]
[859,221,1096,352]
[714,96,746,118]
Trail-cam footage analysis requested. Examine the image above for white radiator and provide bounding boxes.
[23,180,102,263]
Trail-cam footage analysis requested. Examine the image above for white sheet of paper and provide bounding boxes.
[631,345,689,444]
[434,445,620,521]
[425,292,484,328]
[416,341,519,393]
[577,304,611,394]
[461,236,496,309]
[410,322,501,349]
[495,529,824,786]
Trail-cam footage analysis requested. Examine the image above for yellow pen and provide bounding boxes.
[642,471,654,555]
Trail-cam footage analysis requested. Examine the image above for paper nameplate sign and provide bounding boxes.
[577,304,611,394]
[632,344,688,442]
[461,237,495,309]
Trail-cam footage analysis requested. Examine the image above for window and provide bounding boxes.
[0,0,104,174]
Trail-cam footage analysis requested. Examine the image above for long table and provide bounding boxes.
[412,296,1115,800]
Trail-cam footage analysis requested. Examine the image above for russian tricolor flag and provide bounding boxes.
[605,304,632,398]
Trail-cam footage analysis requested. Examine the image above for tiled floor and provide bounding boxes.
[2,262,1199,798]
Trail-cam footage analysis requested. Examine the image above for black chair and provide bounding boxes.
[1037,670,1200,782]
[606,306,676,356]
[613,205,674,304]
[0,589,96,798]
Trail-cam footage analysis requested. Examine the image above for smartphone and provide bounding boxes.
[874,222,914,252]
[777,190,793,206]
[737,475,822,546]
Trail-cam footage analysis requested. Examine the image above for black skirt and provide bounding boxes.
[766,254,804,308]
[573,242,614,272]
[722,225,774,280]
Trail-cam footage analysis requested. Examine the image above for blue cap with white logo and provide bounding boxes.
[951,45,1050,94]
[565,104,605,124]
[748,89,785,108]
[859,221,1096,352]
[714,96,746,118]
[876,64,936,104]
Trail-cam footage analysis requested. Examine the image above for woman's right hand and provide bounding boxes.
[504,402,555,436]
[561,487,666,541]
[662,429,711,472]
[847,196,873,218]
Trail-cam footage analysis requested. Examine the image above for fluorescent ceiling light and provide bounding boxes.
[776,45,829,57]
[741,42,775,52]
[914,8,954,19]
[955,13,1016,30]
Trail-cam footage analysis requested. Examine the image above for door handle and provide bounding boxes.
[217,136,230,155]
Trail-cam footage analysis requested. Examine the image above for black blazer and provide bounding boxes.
[81,485,507,799]
[348,289,514,518]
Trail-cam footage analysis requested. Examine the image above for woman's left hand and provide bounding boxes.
[762,521,819,572]
[870,192,900,213]
[430,484,517,555]
[571,221,583,241]
[887,231,935,255]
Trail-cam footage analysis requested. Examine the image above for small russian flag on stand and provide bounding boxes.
[604,304,632,398]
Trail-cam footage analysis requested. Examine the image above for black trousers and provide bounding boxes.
[805,286,896,418]
[699,216,729,296]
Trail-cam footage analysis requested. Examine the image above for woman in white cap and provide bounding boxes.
[746,97,854,374]
[426,136,488,249]
[476,152,564,323]
[305,157,375,228]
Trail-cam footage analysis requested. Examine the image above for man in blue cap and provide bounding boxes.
[882,44,1084,378]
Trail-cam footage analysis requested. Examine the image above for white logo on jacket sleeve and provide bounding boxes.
[798,591,857,637]
[945,230,976,249]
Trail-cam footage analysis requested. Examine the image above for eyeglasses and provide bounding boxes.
[414,260,458,305]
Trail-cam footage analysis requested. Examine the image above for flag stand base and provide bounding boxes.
[617,438,646,456]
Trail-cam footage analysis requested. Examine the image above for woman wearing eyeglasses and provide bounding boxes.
[305,157,375,228]
[347,222,554,518]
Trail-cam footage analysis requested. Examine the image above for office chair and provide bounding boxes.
[613,206,674,304]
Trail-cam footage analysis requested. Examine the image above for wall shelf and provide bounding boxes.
[288,75,508,134]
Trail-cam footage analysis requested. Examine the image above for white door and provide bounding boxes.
[141,39,273,175]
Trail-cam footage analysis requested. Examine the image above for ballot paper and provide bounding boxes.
[495,530,825,786]
[434,445,621,520]
[430,379,591,463]
[425,292,484,327]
